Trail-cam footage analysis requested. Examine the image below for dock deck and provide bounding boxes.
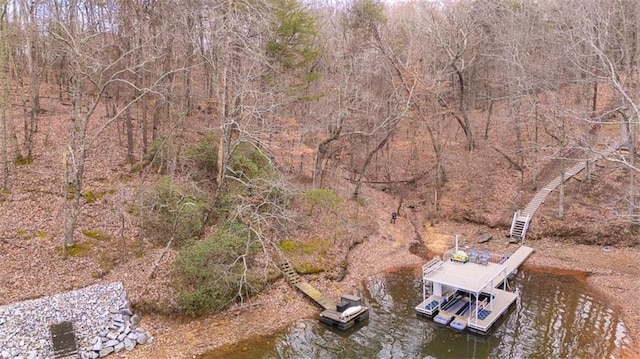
[295,282,336,310]
[466,289,517,333]
[503,246,534,276]
[319,307,370,330]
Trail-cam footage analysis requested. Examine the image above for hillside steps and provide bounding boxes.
[281,261,301,285]
[509,211,530,243]
[510,137,628,243]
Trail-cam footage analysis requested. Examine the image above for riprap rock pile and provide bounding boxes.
[0,282,152,358]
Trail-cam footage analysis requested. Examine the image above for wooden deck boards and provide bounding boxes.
[295,282,336,310]
[503,246,534,275]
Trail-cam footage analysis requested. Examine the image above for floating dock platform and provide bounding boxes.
[415,245,533,334]
[281,262,369,331]
[319,294,370,330]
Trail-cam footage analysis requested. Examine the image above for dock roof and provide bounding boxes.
[425,260,507,293]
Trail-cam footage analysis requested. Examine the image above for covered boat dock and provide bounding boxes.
[416,245,534,333]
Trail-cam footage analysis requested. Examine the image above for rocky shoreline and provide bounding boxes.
[112,197,640,359]
[0,282,153,358]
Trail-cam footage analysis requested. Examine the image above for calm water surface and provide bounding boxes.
[202,268,632,359]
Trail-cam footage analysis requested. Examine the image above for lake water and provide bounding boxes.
[201,267,632,358]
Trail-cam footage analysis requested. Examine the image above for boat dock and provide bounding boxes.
[415,245,534,333]
[319,294,370,330]
[281,262,369,330]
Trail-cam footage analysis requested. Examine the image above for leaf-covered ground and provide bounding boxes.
[0,87,638,357]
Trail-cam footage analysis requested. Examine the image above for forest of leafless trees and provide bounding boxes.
[1,0,640,314]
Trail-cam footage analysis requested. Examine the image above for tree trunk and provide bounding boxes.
[1,62,7,191]
[125,100,134,163]
[452,63,474,151]
[353,131,392,198]
[24,0,40,160]
[484,97,493,140]
[0,3,8,190]
[313,128,341,188]
[628,119,638,224]
[558,159,565,219]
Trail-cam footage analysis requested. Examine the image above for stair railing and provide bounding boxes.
[509,211,519,238]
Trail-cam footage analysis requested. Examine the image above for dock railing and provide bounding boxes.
[443,248,455,261]
[443,247,505,265]
[422,256,443,276]
[488,253,508,264]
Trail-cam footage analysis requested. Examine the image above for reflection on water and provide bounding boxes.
[201,268,632,359]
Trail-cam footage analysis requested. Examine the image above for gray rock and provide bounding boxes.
[127,332,138,340]
[120,308,133,316]
[92,339,103,351]
[114,342,125,353]
[87,351,99,359]
[98,347,114,358]
[136,332,147,345]
[106,331,119,340]
[130,314,140,326]
[124,338,136,351]
[27,351,38,359]
[104,339,119,348]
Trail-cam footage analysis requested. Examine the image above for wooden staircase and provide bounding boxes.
[281,262,301,285]
[509,136,627,243]
[509,211,531,243]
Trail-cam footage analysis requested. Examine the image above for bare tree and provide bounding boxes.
[0,0,8,190]
[561,0,640,224]
[48,0,181,251]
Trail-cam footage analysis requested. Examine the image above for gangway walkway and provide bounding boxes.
[281,261,336,310]
[510,137,627,242]
[493,245,534,283]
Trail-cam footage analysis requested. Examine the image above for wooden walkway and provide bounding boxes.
[503,245,534,275]
[511,137,627,242]
[281,262,336,310]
